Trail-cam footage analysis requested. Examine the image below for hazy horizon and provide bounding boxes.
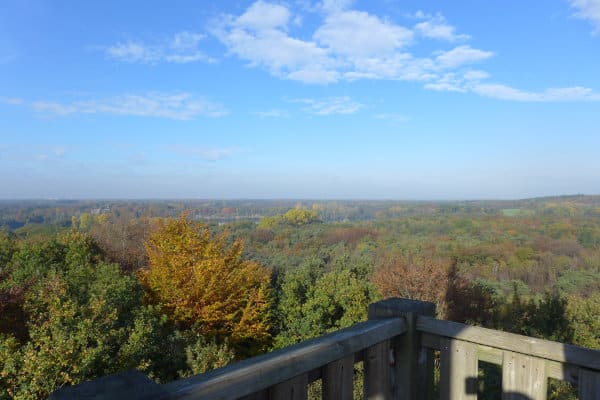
[2,1,599,199]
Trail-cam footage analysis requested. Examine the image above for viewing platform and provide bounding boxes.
[51,298,600,400]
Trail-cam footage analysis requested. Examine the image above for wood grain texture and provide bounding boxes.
[502,351,546,400]
[322,356,354,400]
[162,318,405,400]
[439,339,478,400]
[418,316,600,371]
[270,374,308,400]
[579,368,600,400]
[364,340,391,400]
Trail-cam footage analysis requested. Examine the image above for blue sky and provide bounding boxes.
[1,0,599,199]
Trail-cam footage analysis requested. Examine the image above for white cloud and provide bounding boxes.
[31,93,227,119]
[212,4,335,83]
[463,70,490,81]
[106,31,212,64]
[435,45,494,69]
[292,96,363,115]
[213,2,491,85]
[570,0,600,34]
[320,0,354,14]
[0,97,24,105]
[236,1,291,30]
[254,109,290,118]
[211,1,598,103]
[472,83,600,101]
[414,14,469,42]
[314,11,413,57]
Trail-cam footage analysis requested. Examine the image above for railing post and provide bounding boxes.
[368,298,436,400]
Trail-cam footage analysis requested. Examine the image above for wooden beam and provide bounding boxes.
[270,374,308,400]
[162,318,405,400]
[501,351,546,400]
[418,316,600,371]
[322,356,354,400]
[369,298,436,400]
[439,339,478,400]
[364,340,391,400]
[579,369,600,400]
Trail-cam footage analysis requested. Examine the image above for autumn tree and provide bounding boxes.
[373,253,452,317]
[139,214,272,356]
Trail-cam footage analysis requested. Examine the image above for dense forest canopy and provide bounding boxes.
[0,196,599,399]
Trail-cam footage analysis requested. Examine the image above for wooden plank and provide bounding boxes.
[579,368,600,400]
[239,389,268,400]
[364,340,391,400]
[270,374,308,400]
[322,356,354,400]
[439,338,478,400]
[370,298,436,400]
[162,318,405,400]
[425,332,581,385]
[501,351,546,400]
[417,316,600,371]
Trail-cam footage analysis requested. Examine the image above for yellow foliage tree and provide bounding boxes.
[139,214,271,355]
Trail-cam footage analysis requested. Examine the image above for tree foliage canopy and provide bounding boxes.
[140,214,272,355]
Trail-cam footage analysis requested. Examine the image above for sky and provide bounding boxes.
[1,0,599,200]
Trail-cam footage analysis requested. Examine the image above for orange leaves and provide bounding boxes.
[140,214,271,353]
[373,254,451,317]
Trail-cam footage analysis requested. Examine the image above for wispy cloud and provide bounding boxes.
[169,145,241,161]
[31,92,227,120]
[291,96,363,115]
[254,109,290,118]
[414,13,469,42]
[471,83,600,102]
[434,45,494,69]
[106,31,214,64]
[0,97,24,105]
[570,0,600,34]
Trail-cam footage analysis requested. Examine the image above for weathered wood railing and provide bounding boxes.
[418,316,600,399]
[51,298,600,400]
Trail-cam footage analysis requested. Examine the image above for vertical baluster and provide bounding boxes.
[270,374,308,400]
[502,351,546,400]
[323,355,354,400]
[439,338,478,400]
[364,340,391,400]
[239,389,269,400]
[579,368,600,400]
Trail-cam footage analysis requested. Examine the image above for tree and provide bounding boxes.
[139,214,272,356]
[0,233,182,399]
[373,254,451,317]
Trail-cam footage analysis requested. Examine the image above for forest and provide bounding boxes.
[0,196,599,399]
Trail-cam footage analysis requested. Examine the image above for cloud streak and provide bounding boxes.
[291,96,363,115]
[106,31,214,64]
[471,84,600,102]
[31,92,227,120]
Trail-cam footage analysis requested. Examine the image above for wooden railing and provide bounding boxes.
[51,298,600,400]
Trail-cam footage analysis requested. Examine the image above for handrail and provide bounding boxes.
[161,318,406,400]
[417,316,600,371]
[50,298,600,400]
